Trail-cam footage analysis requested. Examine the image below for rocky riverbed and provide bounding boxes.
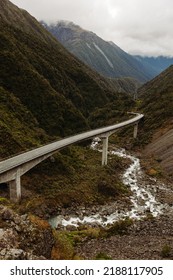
[48,141,173,259]
[76,214,173,259]
[49,142,173,230]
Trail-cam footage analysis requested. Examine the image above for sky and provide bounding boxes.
[10,0,173,57]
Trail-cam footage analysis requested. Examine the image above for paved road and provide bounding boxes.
[0,113,143,174]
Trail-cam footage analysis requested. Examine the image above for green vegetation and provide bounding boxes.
[108,77,141,96]
[0,0,134,213]
[88,101,135,129]
[0,197,8,204]
[0,86,48,157]
[48,217,133,260]
[63,227,101,246]
[0,23,89,137]
[51,230,75,260]
[105,218,133,236]
[0,1,136,261]
[95,252,112,260]
[18,146,131,215]
[0,0,134,156]
[160,244,172,258]
[2,0,173,261]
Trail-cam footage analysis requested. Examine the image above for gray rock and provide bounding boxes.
[0,229,5,239]
[1,208,14,221]
[0,248,25,260]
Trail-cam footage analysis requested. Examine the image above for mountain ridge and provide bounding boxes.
[135,55,173,77]
[41,20,158,83]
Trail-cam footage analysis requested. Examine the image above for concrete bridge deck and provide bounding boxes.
[0,113,143,202]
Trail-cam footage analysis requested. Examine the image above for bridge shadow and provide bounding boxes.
[0,183,9,198]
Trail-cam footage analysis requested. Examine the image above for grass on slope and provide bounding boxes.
[137,66,173,144]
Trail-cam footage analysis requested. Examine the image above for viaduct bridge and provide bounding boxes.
[0,113,143,202]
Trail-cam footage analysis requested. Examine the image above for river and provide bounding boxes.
[49,138,170,228]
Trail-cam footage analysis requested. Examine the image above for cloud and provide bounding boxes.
[11,0,173,56]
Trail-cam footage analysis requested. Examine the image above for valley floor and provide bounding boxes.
[1,144,173,260]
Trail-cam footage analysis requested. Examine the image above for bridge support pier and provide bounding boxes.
[133,123,138,139]
[101,136,109,165]
[9,170,21,202]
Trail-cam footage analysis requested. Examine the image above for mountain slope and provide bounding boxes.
[108,77,141,98]
[1,0,132,140]
[0,86,48,158]
[0,0,135,207]
[41,20,157,83]
[138,66,173,176]
[139,65,173,135]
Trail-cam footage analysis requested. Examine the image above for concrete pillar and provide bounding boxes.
[9,170,21,202]
[133,123,138,139]
[101,136,109,165]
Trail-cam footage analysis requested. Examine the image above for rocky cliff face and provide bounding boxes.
[0,205,54,259]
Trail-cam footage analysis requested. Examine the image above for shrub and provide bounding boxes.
[106,218,133,236]
[95,251,112,260]
[51,231,74,260]
[161,244,171,258]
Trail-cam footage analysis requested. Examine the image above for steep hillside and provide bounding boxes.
[0,0,134,207]
[41,21,156,83]
[108,77,141,98]
[1,0,133,140]
[0,86,48,158]
[139,65,173,128]
[138,66,173,176]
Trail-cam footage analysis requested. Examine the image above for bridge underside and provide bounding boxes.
[0,153,54,202]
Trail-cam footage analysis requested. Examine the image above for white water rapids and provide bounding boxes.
[49,138,170,228]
